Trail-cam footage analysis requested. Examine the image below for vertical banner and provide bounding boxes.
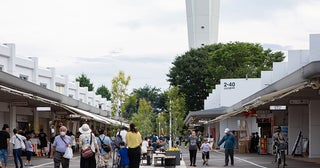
[259,138,267,154]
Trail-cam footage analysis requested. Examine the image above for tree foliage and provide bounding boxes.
[167,42,285,112]
[166,86,186,139]
[111,71,131,117]
[132,85,166,113]
[76,73,94,91]
[131,98,153,137]
[96,85,111,100]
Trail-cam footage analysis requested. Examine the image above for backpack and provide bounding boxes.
[114,132,123,148]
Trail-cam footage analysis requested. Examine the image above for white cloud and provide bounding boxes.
[1,0,320,92]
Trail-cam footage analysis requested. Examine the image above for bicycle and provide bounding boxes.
[273,143,287,168]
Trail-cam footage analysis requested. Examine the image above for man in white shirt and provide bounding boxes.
[118,127,128,144]
[10,128,26,168]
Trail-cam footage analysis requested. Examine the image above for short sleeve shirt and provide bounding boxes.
[0,130,10,149]
[53,135,72,153]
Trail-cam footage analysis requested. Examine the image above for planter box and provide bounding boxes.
[165,151,180,165]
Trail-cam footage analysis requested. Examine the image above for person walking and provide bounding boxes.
[79,123,100,168]
[185,131,199,167]
[200,138,212,166]
[25,136,33,166]
[38,128,48,156]
[0,124,10,168]
[10,128,26,168]
[97,128,112,168]
[218,128,236,167]
[50,126,72,168]
[125,123,142,168]
[117,142,129,168]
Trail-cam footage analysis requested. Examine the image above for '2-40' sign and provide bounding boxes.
[224,82,235,89]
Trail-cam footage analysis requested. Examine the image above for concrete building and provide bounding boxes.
[185,34,320,158]
[185,0,220,49]
[0,43,126,140]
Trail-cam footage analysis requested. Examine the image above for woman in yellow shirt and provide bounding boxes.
[125,123,142,168]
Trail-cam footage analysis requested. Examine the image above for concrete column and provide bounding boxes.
[309,100,320,158]
[9,105,17,134]
[34,109,39,133]
[5,43,16,75]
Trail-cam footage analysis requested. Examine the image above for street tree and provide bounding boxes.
[96,85,111,100]
[76,73,94,91]
[111,71,131,117]
[131,98,153,137]
[167,42,285,113]
[167,86,186,139]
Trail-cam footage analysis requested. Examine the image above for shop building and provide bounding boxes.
[185,34,320,158]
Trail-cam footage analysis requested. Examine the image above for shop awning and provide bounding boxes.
[0,83,128,127]
[206,81,309,124]
[64,105,129,127]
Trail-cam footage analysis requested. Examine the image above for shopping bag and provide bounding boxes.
[63,147,73,159]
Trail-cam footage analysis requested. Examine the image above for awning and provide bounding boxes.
[64,105,129,127]
[206,81,309,124]
[0,84,128,127]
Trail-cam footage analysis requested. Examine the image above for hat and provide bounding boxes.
[79,124,91,134]
[224,128,230,133]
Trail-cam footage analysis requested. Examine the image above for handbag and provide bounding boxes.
[63,147,73,159]
[60,136,73,159]
[16,136,26,151]
[98,136,111,153]
[81,134,94,158]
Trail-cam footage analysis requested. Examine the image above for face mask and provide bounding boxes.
[60,132,66,136]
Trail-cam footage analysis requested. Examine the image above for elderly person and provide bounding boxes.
[218,128,236,167]
[50,126,72,168]
[79,123,100,168]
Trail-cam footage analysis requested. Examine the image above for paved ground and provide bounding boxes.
[3,148,320,168]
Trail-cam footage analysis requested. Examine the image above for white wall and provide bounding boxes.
[288,105,309,154]
[309,100,320,158]
[0,43,111,112]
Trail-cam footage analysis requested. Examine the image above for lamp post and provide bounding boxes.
[169,99,172,148]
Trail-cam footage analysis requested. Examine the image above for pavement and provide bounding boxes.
[2,147,320,168]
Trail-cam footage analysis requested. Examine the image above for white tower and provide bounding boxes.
[186,0,220,49]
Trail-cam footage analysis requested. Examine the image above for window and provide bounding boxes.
[201,26,205,29]
[40,83,47,88]
[68,94,73,98]
[19,74,28,81]
[0,65,3,71]
[201,44,205,46]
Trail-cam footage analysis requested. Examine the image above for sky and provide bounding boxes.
[1,0,320,93]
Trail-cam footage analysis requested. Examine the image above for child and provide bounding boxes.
[117,142,129,168]
[25,136,33,166]
[200,138,212,166]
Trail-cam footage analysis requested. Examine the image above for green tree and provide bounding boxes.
[111,71,131,117]
[96,85,111,100]
[132,85,166,113]
[76,73,94,91]
[167,42,285,113]
[122,94,138,119]
[131,98,153,137]
[167,86,186,139]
